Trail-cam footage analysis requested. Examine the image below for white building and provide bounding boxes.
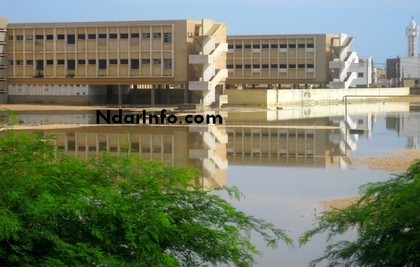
[349,57,373,88]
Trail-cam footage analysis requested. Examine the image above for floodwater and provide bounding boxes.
[1,101,419,266]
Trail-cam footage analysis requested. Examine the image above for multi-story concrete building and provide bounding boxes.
[226,33,358,89]
[349,57,373,88]
[2,17,364,106]
[3,18,228,106]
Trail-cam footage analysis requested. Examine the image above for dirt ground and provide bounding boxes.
[321,149,420,211]
[354,149,420,173]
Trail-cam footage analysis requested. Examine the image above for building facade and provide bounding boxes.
[226,33,358,89]
[2,17,365,106]
[349,57,373,88]
[4,18,228,106]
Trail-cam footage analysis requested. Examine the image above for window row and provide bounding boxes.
[9,32,172,44]
[10,59,173,70]
[228,43,314,49]
[227,64,314,69]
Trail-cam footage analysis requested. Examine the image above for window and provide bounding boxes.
[67,60,75,70]
[109,59,118,64]
[163,59,172,69]
[298,44,305,48]
[358,72,364,78]
[270,64,278,68]
[279,44,287,48]
[252,44,260,49]
[8,35,13,41]
[163,33,172,43]
[142,33,150,39]
[78,34,86,40]
[228,44,234,49]
[46,35,54,40]
[78,59,86,65]
[227,64,233,69]
[270,44,278,48]
[307,64,314,69]
[288,44,296,48]
[46,60,54,65]
[88,59,96,65]
[120,33,129,39]
[253,64,260,69]
[244,44,251,49]
[16,35,24,40]
[262,44,269,48]
[88,34,96,39]
[98,33,106,39]
[262,64,269,68]
[36,60,44,70]
[15,60,22,65]
[298,64,305,68]
[57,60,65,65]
[26,60,33,65]
[235,44,243,49]
[131,59,139,69]
[131,33,140,38]
[153,59,161,64]
[235,64,243,69]
[142,59,150,64]
[57,34,65,40]
[109,33,118,39]
[289,64,296,68]
[152,33,161,39]
[67,35,75,44]
[307,43,314,48]
[98,59,107,69]
[279,64,287,68]
[244,64,251,69]
[120,59,129,64]
[35,35,44,40]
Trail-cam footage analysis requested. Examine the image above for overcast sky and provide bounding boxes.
[3,0,420,67]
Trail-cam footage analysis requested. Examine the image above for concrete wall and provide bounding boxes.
[277,87,410,106]
[226,87,410,106]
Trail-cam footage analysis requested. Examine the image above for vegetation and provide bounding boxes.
[301,161,420,267]
[0,131,291,266]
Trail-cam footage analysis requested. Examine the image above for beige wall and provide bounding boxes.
[6,20,211,86]
[226,34,334,86]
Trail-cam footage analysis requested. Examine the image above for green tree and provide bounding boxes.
[300,161,420,267]
[0,131,291,266]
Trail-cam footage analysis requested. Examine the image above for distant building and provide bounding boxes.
[349,57,373,88]
[226,33,359,89]
[387,18,420,87]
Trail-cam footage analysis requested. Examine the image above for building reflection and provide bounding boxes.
[225,115,373,169]
[21,125,228,188]
[386,111,420,149]
[1,108,379,173]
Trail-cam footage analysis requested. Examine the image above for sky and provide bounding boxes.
[3,0,420,68]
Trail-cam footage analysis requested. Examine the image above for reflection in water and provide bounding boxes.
[386,111,420,149]
[0,109,383,169]
[226,115,374,169]
[17,125,228,188]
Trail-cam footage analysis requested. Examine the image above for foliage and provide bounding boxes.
[0,131,291,266]
[300,161,420,267]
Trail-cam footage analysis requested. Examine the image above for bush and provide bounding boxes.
[300,160,420,267]
[0,131,291,266]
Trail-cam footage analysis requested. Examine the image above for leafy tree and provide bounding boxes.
[300,161,420,267]
[0,131,291,266]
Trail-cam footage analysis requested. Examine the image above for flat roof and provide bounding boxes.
[7,19,199,28]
